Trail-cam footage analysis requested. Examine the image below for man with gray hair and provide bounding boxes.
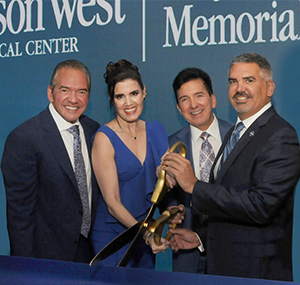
[163,53,300,281]
[1,60,100,263]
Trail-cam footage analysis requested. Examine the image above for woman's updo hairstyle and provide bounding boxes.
[104,59,144,106]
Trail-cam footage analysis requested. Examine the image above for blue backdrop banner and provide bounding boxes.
[1,0,300,280]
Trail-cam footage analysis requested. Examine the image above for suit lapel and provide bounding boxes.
[80,116,100,218]
[214,106,276,183]
[80,116,93,157]
[41,108,78,190]
[175,125,194,169]
[210,125,233,182]
[218,119,233,141]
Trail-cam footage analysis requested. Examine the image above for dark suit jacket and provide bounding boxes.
[165,117,232,273]
[192,106,300,280]
[1,107,100,262]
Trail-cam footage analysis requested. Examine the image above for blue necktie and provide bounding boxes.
[220,122,245,168]
[68,125,91,238]
[199,132,215,182]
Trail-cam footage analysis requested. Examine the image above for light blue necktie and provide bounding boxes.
[199,132,215,182]
[220,122,245,169]
[68,125,91,238]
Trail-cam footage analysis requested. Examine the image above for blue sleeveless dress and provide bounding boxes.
[91,120,168,268]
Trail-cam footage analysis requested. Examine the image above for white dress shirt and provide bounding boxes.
[237,102,272,136]
[49,103,92,212]
[191,114,222,179]
[190,114,222,252]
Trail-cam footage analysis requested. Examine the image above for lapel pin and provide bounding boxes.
[249,131,255,137]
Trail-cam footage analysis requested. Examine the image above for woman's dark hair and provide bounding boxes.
[104,59,143,106]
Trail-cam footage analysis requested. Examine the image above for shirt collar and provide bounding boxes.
[236,102,272,129]
[48,103,80,131]
[190,113,219,142]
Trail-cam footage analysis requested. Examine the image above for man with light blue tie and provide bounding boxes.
[163,53,300,281]
[164,67,232,273]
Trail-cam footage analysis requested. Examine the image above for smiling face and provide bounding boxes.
[47,67,89,123]
[113,79,145,123]
[228,62,275,120]
[176,79,216,131]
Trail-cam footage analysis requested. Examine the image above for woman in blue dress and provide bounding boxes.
[91,59,169,269]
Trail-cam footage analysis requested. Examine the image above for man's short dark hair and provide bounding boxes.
[173,68,214,104]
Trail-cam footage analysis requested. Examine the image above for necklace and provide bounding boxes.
[116,117,139,140]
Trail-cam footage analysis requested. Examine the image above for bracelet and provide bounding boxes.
[145,232,152,245]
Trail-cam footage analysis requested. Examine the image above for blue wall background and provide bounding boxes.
[1,0,300,279]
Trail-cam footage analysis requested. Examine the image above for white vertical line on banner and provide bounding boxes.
[142,0,146,62]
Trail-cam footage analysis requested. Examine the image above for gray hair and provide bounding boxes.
[229,52,273,82]
[50,59,91,93]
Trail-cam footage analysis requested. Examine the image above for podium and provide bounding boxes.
[0,255,297,285]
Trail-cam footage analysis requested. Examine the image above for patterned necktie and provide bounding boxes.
[68,125,91,238]
[199,132,215,182]
[220,122,245,168]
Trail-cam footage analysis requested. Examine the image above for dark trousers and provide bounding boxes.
[74,234,94,263]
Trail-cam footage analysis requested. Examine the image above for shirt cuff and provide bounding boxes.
[194,232,205,252]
